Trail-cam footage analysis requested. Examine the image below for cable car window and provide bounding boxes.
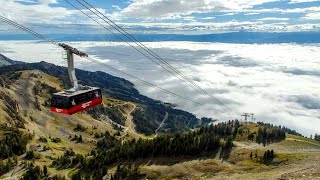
[96,90,101,98]
[51,98,56,107]
[52,96,70,109]
[88,91,94,100]
[73,92,88,104]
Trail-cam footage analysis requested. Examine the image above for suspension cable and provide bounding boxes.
[0,15,227,114]
[72,0,236,114]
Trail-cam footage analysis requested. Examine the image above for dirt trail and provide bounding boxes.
[154,112,168,137]
[234,136,320,153]
[121,103,138,138]
[233,141,262,150]
[123,103,136,133]
[286,138,320,147]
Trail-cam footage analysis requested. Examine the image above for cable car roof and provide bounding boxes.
[53,86,100,97]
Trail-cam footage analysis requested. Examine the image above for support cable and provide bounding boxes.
[0,15,227,114]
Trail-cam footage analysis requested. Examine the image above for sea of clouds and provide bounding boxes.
[0,40,319,136]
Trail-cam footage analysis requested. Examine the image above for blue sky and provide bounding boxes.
[0,0,320,34]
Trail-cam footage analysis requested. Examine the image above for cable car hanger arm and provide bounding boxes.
[59,43,88,92]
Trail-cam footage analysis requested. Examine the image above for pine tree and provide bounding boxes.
[78,135,82,143]
[43,165,48,177]
[271,150,275,158]
[263,152,267,163]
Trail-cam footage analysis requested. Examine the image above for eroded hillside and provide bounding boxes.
[0,70,127,178]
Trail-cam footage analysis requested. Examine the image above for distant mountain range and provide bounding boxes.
[1,32,320,43]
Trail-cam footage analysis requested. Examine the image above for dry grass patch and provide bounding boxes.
[141,159,227,179]
[287,134,320,145]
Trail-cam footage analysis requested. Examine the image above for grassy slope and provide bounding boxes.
[0,70,145,179]
[0,62,203,137]
[139,123,320,180]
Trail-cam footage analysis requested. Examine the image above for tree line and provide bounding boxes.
[0,125,32,160]
[0,156,18,176]
[21,162,66,180]
[52,120,240,179]
[111,164,140,180]
[314,134,320,142]
[51,120,290,178]
[0,125,32,175]
[251,122,286,146]
[250,149,275,165]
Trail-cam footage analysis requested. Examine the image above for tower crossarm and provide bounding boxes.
[59,43,88,57]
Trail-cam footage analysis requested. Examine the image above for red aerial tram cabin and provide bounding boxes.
[50,87,102,115]
[50,43,102,115]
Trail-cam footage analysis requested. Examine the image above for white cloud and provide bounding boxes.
[273,22,289,25]
[238,6,320,14]
[257,17,290,21]
[222,13,237,16]
[201,17,215,20]
[0,0,73,24]
[0,0,120,34]
[118,0,320,20]
[244,12,260,15]
[302,12,320,20]
[112,5,122,11]
[183,16,196,21]
[0,0,319,34]
[119,21,320,33]
[38,0,57,5]
[289,0,319,4]
[120,0,280,19]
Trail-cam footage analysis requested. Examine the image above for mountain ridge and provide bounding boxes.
[0,53,24,67]
[0,59,207,135]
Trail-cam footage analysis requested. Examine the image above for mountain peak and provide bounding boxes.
[0,53,24,67]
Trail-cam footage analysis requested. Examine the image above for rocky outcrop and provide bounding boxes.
[0,91,24,128]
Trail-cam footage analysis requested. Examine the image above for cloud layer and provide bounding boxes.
[0,0,320,34]
[121,0,280,19]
